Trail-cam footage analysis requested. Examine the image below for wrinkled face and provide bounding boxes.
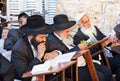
[31,34,47,49]
[78,15,91,28]
[60,28,70,38]
[59,28,73,45]
[1,28,9,39]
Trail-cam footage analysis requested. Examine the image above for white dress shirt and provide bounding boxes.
[54,32,86,67]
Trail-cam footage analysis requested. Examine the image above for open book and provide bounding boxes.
[31,51,77,74]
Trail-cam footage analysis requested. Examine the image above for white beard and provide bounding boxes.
[60,33,73,46]
[81,25,98,42]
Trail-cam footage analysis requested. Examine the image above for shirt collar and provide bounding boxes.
[54,32,62,40]
[28,37,36,51]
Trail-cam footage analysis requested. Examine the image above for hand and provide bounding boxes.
[37,43,46,60]
[78,42,88,50]
[44,51,59,61]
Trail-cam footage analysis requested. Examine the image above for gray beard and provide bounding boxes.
[60,33,73,46]
[81,25,98,42]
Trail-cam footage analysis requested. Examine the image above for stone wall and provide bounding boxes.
[56,0,120,35]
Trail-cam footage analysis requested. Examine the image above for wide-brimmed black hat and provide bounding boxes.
[52,14,76,31]
[25,15,54,35]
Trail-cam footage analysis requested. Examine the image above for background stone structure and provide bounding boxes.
[56,0,120,36]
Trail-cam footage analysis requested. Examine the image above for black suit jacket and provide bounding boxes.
[74,26,106,45]
[0,54,14,81]
[47,33,80,54]
[11,36,60,81]
[4,27,25,51]
[48,33,113,81]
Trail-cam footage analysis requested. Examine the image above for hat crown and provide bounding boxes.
[27,15,45,29]
[25,15,54,35]
[54,14,69,25]
[53,14,76,31]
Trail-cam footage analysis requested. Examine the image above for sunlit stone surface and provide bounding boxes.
[56,0,120,36]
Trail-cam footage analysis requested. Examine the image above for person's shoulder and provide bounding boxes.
[75,28,83,36]
[9,29,18,33]
[94,26,101,30]
[12,37,26,50]
[47,33,55,39]
[94,25,98,28]
[8,28,21,35]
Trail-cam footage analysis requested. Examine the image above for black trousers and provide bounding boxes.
[77,63,113,81]
[108,56,120,81]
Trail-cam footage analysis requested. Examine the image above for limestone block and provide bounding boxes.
[56,0,120,35]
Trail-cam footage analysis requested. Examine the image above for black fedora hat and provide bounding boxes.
[25,15,54,35]
[52,14,76,31]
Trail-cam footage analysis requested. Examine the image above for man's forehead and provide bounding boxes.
[37,34,48,36]
[81,15,88,21]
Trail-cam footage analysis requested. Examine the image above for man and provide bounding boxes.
[107,24,120,81]
[74,12,120,81]
[11,15,61,81]
[47,14,113,81]
[73,12,107,60]
[74,12,106,45]
[48,14,87,53]
[113,24,120,44]
[18,12,28,27]
[4,12,29,51]
[0,54,14,81]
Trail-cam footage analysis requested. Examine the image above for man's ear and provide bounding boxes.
[55,31,62,36]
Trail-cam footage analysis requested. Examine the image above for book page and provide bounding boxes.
[31,51,77,74]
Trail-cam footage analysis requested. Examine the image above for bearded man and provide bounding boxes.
[11,15,61,81]
[74,12,106,45]
[47,14,113,81]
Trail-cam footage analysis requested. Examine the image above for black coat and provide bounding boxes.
[74,26,106,59]
[47,33,80,54]
[4,27,26,51]
[74,26,106,45]
[47,33,112,81]
[11,36,61,81]
[0,54,14,81]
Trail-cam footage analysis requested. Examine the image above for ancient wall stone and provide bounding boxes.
[56,0,120,35]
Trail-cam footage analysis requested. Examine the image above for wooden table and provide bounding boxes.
[72,50,99,81]
[22,61,77,81]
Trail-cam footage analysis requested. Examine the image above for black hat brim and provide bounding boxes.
[25,24,54,35]
[53,21,76,31]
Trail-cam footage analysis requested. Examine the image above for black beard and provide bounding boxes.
[31,37,39,50]
[31,37,46,50]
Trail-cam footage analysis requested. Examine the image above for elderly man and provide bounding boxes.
[73,12,107,60]
[4,12,29,51]
[47,14,113,81]
[48,14,87,53]
[74,12,106,45]
[11,15,61,81]
[74,12,120,81]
